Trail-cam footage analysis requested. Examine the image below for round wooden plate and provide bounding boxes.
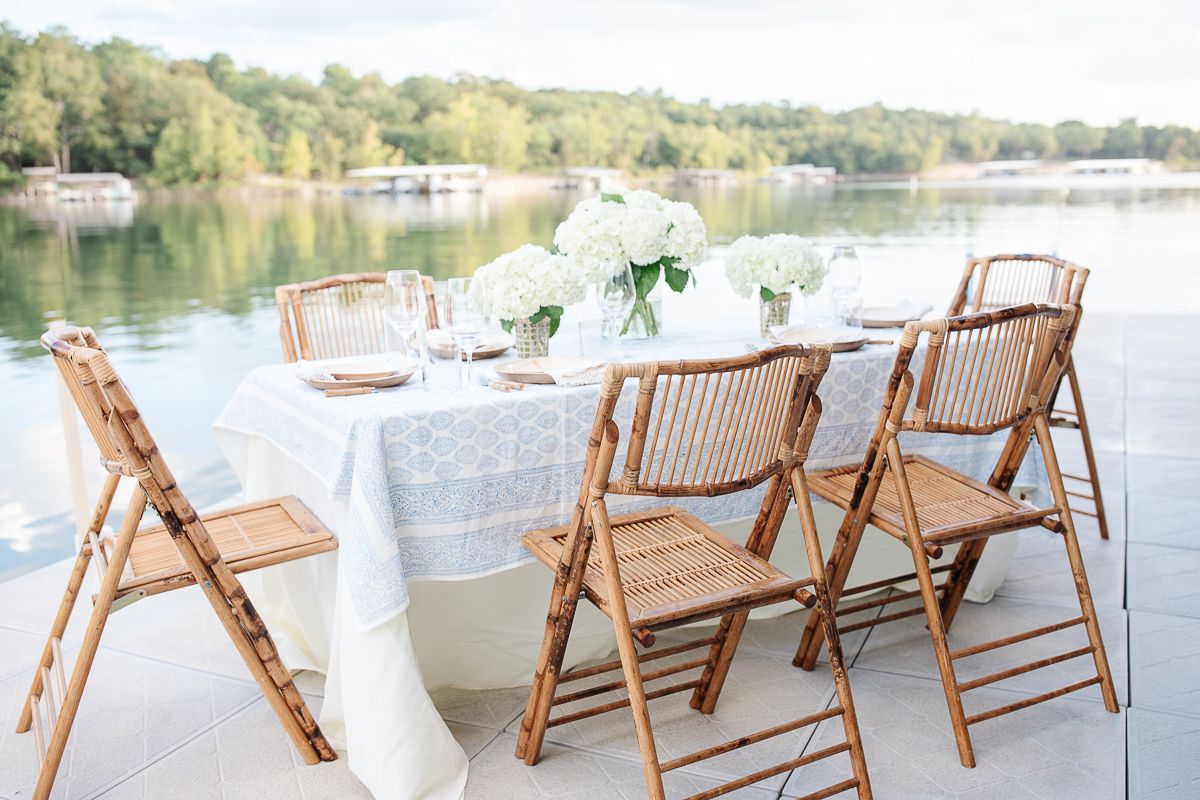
[494,357,596,385]
[769,325,869,352]
[426,330,514,360]
[301,368,415,391]
[861,303,933,328]
[327,360,401,381]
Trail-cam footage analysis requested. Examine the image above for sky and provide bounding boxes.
[5,0,1200,127]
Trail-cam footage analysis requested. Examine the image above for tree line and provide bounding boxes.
[2,24,1199,188]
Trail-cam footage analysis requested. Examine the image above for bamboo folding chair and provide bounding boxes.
[19,327,339,800]
[792,303,1119,768]
[516,345,873,800]
[948,254,1109,538]
[275,271,439,362]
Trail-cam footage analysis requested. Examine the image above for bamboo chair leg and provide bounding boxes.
[1065,361,1110,540]
[691,475,792,713]
[887,440,976,768]
[591,499,666,800]
[937,538,988,632]
[792,470,873,798]
[1033,416,1119,712]
[794,509,871,671]
[33,487,146,800]
[18,472,120,734]
[515,523,592,764]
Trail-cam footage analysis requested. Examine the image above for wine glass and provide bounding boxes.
[385,270,425,365]
[597,262,635,356]
[445,277,488,391]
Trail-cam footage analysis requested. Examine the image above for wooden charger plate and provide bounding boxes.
[301,364,416,391]
[861,303,933,328]
[426,330,514,360]
[495,357,596,385]
[769,325,869,353]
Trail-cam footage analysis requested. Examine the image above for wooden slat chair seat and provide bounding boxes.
[947,254,1109,539]
[792,303,1119,770]
[275,271,439,362]
[515,346,874,800]
[809,456,1059,550]
[525,507,809,635]
[18,327,338,800]
[97,497,336,601]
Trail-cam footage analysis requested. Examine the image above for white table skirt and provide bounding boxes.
[234,434,1017,799]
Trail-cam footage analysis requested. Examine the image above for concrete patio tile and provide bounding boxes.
[1127,455,1200,499]
[429,684,531,731]
[996,527,1125,609]
[449,721,500,760]
[1127,492,1200,551]
[1129,610,1200,718]
[783,668,1124,800]
[96,693,372,800]
[0,648,259,800]
[1128,707,1200,800]
[467,732,774,800]
[0,627,51,683]
[1128,543,1200,618]
[852,594,1128,706]
[525,649,835,792]
[101,589,251,680]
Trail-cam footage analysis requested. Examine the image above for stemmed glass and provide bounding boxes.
[444,277,488,391]
[597,263,635,357]
[828,246,864,330]
[385,270,425,368]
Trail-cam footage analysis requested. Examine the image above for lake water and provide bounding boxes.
[2,182,1198,580]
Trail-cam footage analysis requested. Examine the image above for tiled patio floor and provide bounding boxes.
[2,313,1198,799]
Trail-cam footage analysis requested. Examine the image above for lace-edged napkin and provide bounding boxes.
[545,359,606,387]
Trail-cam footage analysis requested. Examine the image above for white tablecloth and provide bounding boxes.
[213,298,1034,799]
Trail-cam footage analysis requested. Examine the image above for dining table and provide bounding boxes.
[212,278,1042,800]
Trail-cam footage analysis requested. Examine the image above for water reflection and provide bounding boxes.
[0,183,1198,579]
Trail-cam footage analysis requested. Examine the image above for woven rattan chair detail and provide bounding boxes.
[517,345,873,800]
[18,327,338,800]
[793,303,1118,769]
[947,253,1109,538]
[275,271,439,362]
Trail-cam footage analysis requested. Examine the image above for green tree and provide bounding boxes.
[280,129,312,178]
[152,117,191,183]
[214,117,248,179]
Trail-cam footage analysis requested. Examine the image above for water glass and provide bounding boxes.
[385,270,425,359]
[445,277,488,391]
[597,263,636,356]
[835,293,864,330]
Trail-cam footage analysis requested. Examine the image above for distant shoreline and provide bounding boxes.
[8,168,1200,204]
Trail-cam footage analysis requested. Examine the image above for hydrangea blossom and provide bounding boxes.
[724,234,826,299]
[553,186,708,281]
[470,244,588,324]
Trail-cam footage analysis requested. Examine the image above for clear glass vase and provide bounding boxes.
[759,291,792,336]
[621,285,663,339]
[512,316,551,358]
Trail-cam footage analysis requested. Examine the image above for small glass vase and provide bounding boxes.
[512,316,551,359]
[759,291,792,336]
[622,285,664,339]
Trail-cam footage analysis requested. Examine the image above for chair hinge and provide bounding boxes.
[108,589,147,613]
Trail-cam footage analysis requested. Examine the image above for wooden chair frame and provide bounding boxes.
[515,345,873,800]
[948,254,1109,538]
[18,327,338,800]
[792,303,1118,768]
[275,271,439,362]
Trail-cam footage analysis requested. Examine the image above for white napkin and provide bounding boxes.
[545,360,606,387]
[294,360,335,382]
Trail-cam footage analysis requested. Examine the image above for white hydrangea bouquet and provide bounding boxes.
[554,187,707,337]
[470,244,588,358]
[725,234,826,335]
